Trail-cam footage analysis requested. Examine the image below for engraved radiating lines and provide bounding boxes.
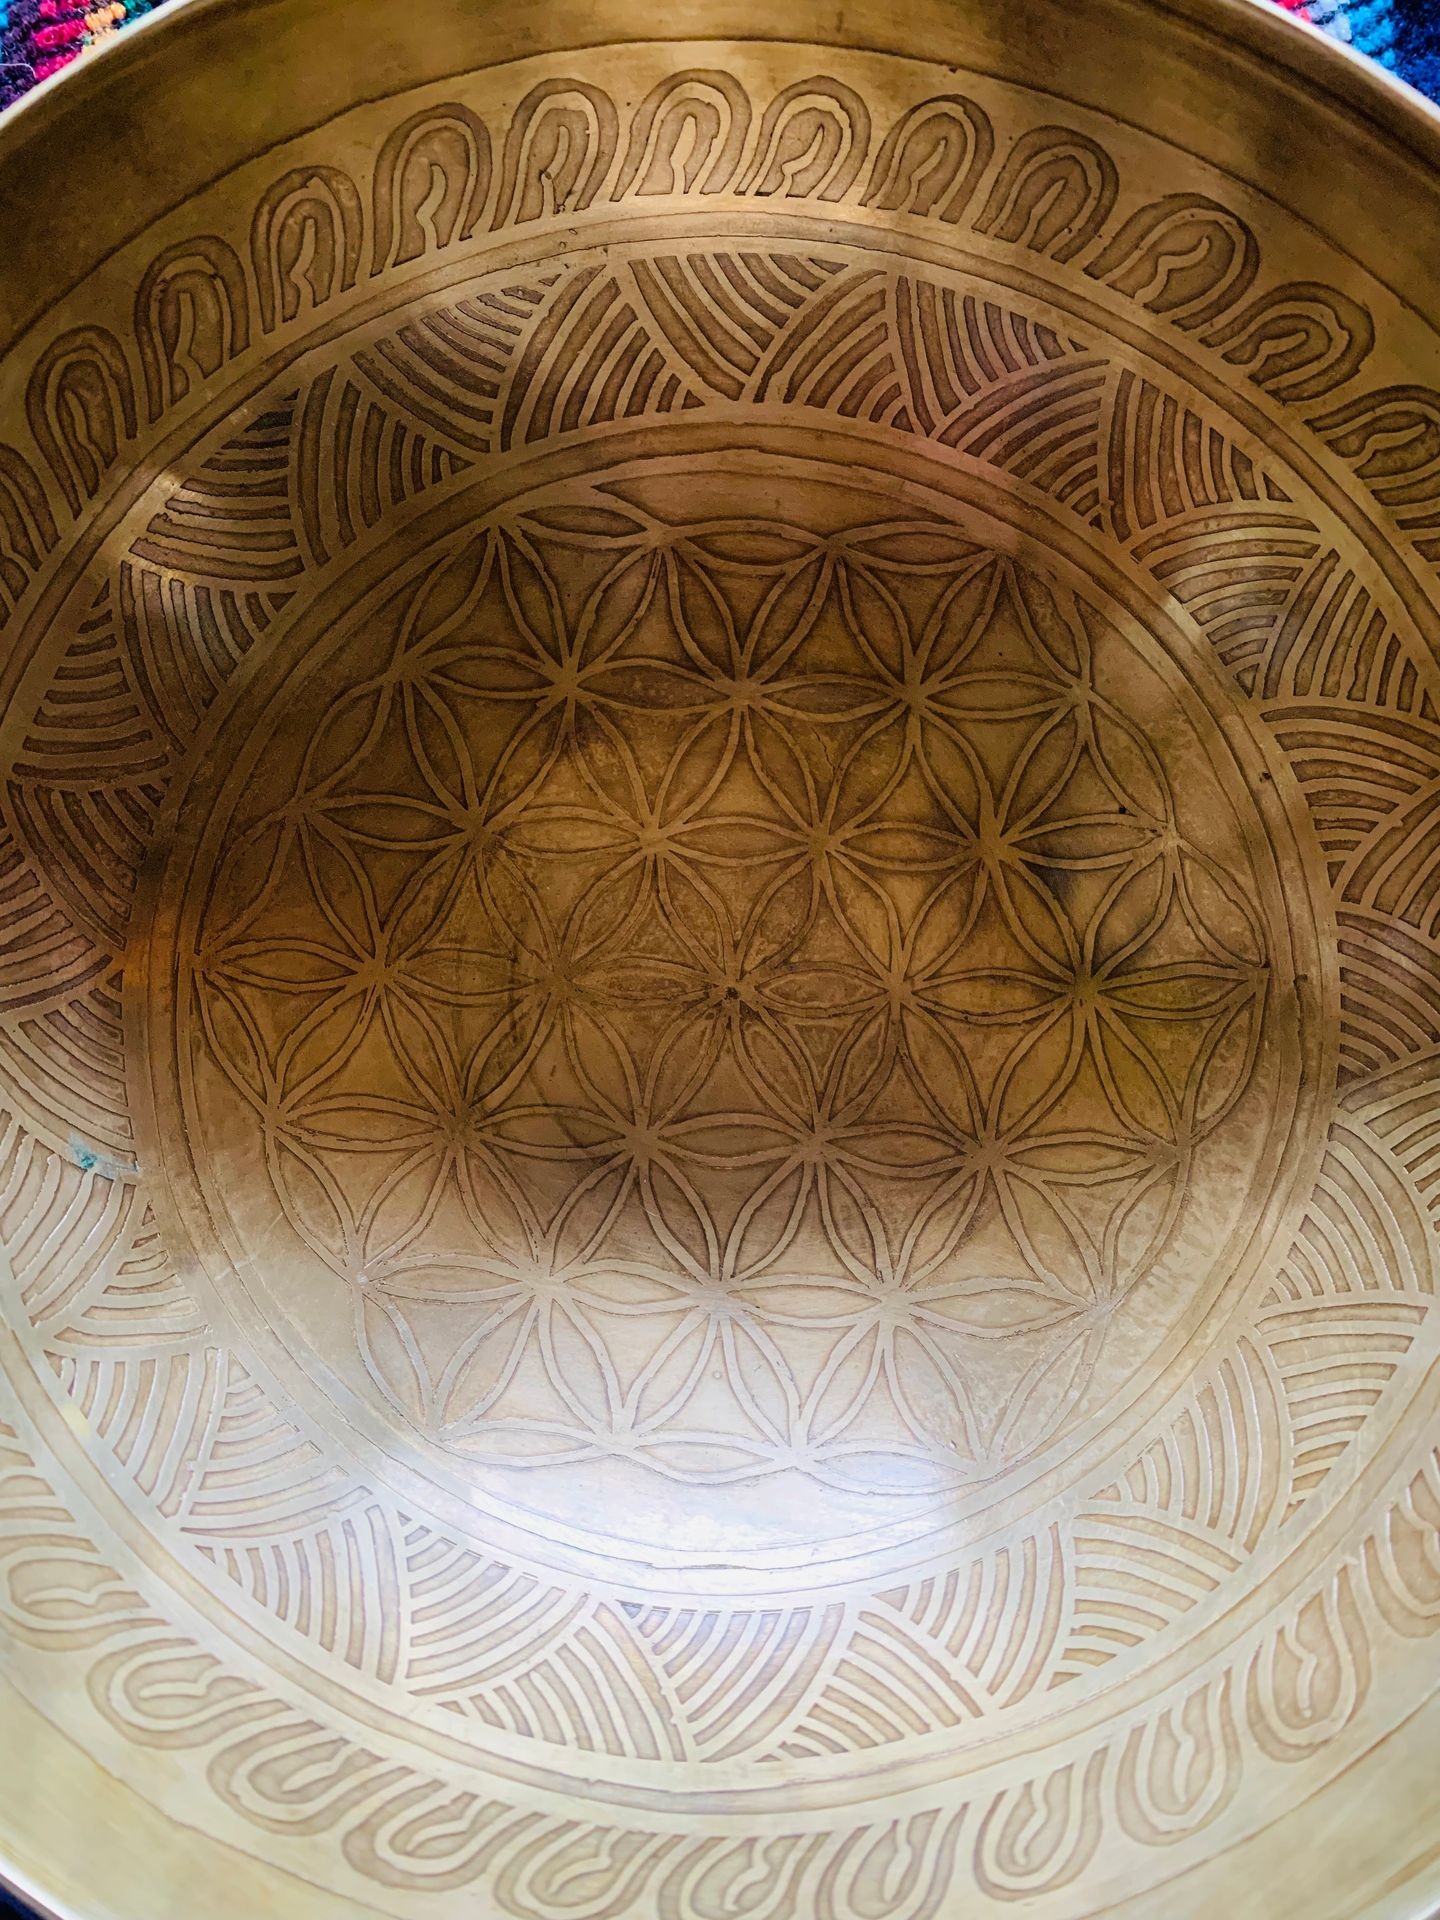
[1102,367,1281,542]
[1275,1120,1435,1301]
[471,1600,688,1762]
[136,337,499,593]
[117,562,283,742]
[1340,750,1440,939]
[0,819,109,1011]
[1249,559,1429,710]
[1092,366,1351,699]
[471,236,1328,634]
[9,582,165,951]
[496,252,844,446]
[1061,1350,1279,1676]
[0,1407,973,1911]
[52,1345,224,1517]
[750,266,903,417]
[624,1598,844,1762]
[499,261,697,446]
[1261,1294,1423,1516]
[1347,1057,1440,1230]
[353,278,558,451]
[0,1110,384,1664]
[405,1549,845,1765]
[1057,1511,1242,1676]
[17,581,172,788]
[495,250,1111,472]
[891,276,1103,502]
[626,251,809,399]
[1261,1102,1438,1519]
[1268,710,1440,885]
[623,249,853,407]
[410,1537,844,1766]
[1093,1111,1434,1568]
[1,65,1431,613]
[201,1502,402,1683]
[778,1605,989,1750]
[404,1528,590,1718]
[1129,508,1322,690]
[0,1117,139,1323]
[37,1199,204,1352]
[782,1533,1067,1754]
[135,400,302,583]
[173,1358,359,1541]
[291,363,474,568]
[0,816,120,1166]
[0,969,127,1159]
[1099,1345,1282,1554]
[45,1341,357,1542]
[6,61,1440,1916]
[7,557,282,965]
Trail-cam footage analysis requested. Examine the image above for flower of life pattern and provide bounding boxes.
[8,19,1440,1916]
[189,465,1271,1503]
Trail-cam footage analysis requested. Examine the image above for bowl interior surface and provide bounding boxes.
[2,4,1440,1917]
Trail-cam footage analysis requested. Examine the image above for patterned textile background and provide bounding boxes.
[2,0,1440,106]
[1271,0,1440,80]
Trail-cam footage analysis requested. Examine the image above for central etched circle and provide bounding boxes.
[156,443,1312,1573]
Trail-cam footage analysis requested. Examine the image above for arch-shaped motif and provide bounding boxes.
[1204,281,1375,404]
[133,234,252,421]
[371,102,492,272]
[492,79,620,227]
[741,77,871,202]
[974,125,1118,261]
[0,444,57,625]
[862,94,993,222]
[1085,193,1259,331]
[1313,382,1440,552]
[250,164,364,333]
[24,324,137,515]
[613,70,752,198]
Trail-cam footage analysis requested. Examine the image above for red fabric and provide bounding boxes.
[33,17,86,47]
[32,46,78,76]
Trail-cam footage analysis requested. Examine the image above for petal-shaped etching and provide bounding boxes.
[183,455,1279,1506]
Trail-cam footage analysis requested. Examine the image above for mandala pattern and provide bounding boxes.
[191,464,1273,1506]
[2,20,1440,1920]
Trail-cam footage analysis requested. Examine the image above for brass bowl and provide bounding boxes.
[3,2,1440,1914]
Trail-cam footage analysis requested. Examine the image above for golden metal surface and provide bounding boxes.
[2,2,1440,1914]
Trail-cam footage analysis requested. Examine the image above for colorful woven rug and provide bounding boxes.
[1,0,165,103]
[1271,0,1402,64]
[1,0,1438,107]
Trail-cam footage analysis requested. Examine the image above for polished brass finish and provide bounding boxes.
[2,2,1440,1915]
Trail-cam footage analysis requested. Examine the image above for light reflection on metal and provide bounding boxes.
[1,2,1440,1915]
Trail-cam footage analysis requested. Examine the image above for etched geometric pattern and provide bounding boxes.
[190,476,1270,1498]
[0,33,1439,1920]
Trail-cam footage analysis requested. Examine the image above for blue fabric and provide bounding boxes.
[1351,0,1401,63]
[1395,0,1440,87]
